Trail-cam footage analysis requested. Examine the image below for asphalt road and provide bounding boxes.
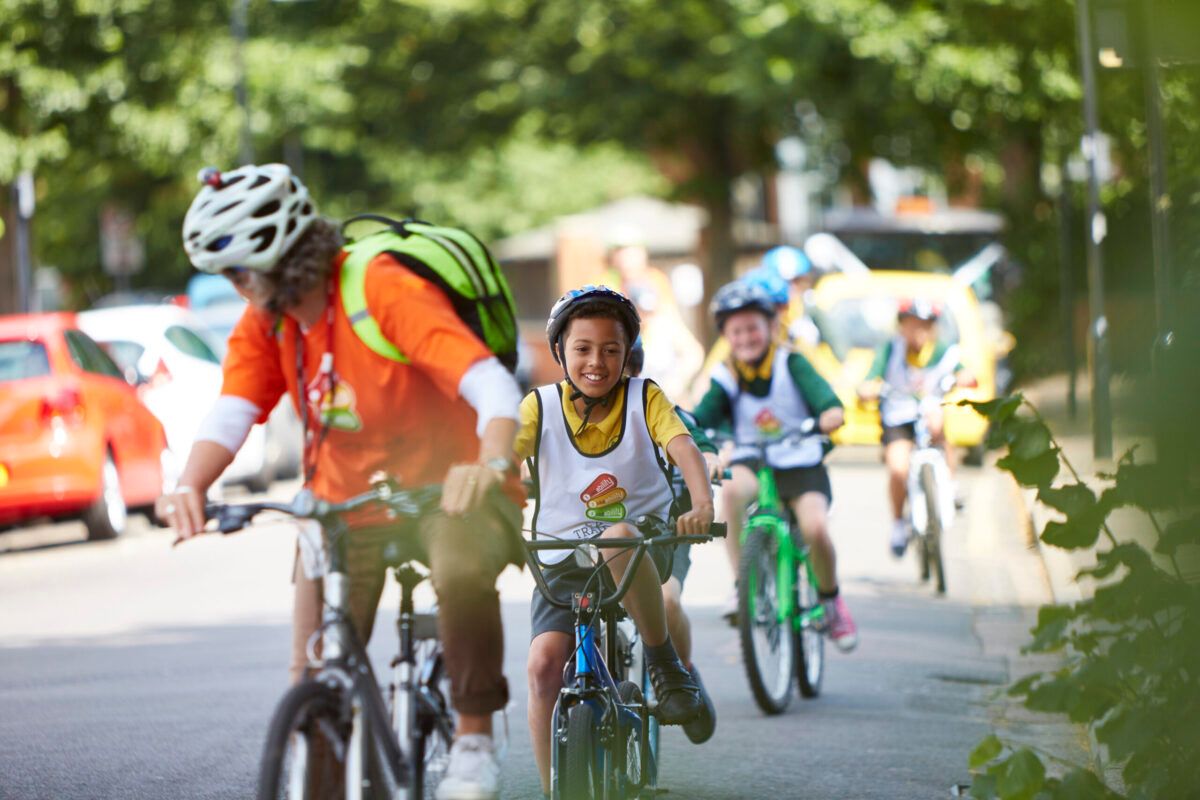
[0,449,1046,799]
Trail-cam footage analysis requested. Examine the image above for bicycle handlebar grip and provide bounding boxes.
[204,503,254,535]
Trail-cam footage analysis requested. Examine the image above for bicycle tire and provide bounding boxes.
[793,560,825,699]
[257,680,346,800]
[616,682,646,798]
[562,703,600,800]
[737,527,795,715]
[919,464,946,595]
[412,689,454,799]
[917,527,931,582]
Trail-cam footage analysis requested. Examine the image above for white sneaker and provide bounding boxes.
[434,734,499,800]
[890,520,909,558]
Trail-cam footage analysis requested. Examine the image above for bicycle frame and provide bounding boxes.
[207,484,449,800]
[526,539,658,800]
[906,413,955,539]
[315,515,412,798]
[740,444,825,633]
[525,529,724,800]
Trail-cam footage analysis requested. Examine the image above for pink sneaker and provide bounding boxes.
[822,596,859,652]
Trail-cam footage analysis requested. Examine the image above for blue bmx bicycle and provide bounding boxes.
[524,519,726,800]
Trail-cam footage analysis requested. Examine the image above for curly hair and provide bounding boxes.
[259,218,344,313]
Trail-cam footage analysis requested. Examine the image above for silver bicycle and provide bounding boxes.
[206,480,453,799]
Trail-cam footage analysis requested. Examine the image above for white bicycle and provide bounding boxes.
[883,382,957,595]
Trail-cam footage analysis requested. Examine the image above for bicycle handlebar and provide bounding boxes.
[705,419,826,451]
[204,483,442,535]
[524,519,727,612]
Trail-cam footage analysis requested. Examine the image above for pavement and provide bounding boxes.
[0,439,1096,799]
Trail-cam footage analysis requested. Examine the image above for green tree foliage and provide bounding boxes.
[962,396,1200,799]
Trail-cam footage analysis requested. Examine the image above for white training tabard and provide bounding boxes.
[880,337,961,428]
[530,378,675,565]
[712,349,823,469]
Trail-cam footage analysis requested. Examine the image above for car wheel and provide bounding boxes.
[85,452,127,541]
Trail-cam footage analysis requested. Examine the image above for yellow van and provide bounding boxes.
[800,271,1001,450]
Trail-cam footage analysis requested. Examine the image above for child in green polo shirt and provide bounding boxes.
[691,281,858,653]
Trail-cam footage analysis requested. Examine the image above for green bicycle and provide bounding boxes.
[722,423,827,715]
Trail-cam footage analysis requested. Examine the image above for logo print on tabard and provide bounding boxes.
[581,472,628,522]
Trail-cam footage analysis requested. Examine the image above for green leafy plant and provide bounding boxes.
[962,395,1199,800]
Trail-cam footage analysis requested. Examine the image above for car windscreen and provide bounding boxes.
[837,231,996,273]
[811,295,960,361]
[165,325,221,365]
[98,340,147,376]
[64,330,125,379]
[0,340,51,381]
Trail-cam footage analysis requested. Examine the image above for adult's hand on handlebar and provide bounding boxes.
[676,503,714,536]
[441,462,502,516]
[156,486,206,545]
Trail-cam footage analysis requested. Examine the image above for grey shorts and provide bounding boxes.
[530,535,676,640]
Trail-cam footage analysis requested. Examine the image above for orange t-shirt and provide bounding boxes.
[221,252,491,502]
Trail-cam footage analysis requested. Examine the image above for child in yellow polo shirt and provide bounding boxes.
[514,285,715,796]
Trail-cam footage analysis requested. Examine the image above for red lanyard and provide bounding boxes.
[296,279,338,485]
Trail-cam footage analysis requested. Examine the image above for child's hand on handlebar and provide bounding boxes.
[857,379,882,403]
[676,503,714,536]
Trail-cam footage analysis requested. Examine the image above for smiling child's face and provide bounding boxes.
[898,315,936,351]
[724,309,773,363]
[563,315,627,398]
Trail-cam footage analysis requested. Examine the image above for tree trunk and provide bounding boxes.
[0,191,17,315]
[698,182,736,343]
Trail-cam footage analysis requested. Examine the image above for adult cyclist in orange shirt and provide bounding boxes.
[156,164,524,800]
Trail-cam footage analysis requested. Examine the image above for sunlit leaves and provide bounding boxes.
[969,393,1200,798]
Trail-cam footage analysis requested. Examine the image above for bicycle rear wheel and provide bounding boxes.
[258,680,347,800]
[737,527,795,715]
[405,648,454,799]
[793,559,825,699]
[919,464,946,595]
[561,703,601,800]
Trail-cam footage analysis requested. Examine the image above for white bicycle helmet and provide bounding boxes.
[182,163,316,273]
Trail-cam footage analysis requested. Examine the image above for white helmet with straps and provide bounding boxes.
[182,163,316,273]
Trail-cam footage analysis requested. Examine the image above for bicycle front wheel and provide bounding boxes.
[738,527,795,715]
[919,464,946,595]
[561,703,601,800]
[258,680,347,800]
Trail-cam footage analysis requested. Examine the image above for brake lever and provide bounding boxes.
[204,504,257,535]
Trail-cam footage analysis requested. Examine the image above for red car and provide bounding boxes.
[0,313,167,540]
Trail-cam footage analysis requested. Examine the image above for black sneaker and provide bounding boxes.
[681,665,716,744]
[647,657,703,725]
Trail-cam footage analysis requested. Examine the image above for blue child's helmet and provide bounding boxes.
[762,246,811,282]
[743,267,791,306]
[710,280,776,329]
[546,284,641,365]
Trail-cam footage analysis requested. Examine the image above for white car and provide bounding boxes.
[186,281,303,487]
[78,304,288,493]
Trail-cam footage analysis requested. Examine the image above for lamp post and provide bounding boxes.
[1075,0,1113,460]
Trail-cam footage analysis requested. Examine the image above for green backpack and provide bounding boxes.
[339,215,520,372]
